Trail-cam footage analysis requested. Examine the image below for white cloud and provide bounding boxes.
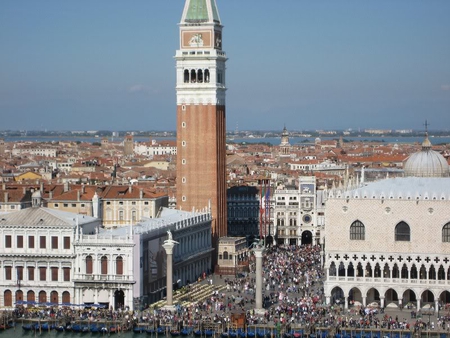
[441,84,450,91]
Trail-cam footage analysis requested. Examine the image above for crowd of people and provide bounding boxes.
[8,244,450,334]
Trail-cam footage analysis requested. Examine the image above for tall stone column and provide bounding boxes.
[254,246,265,314]
[163,242,175,310]
[162,231,178,312]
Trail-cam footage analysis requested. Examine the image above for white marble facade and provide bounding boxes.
[324,177,450,312]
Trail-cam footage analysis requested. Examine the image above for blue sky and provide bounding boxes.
[1,0,449,131]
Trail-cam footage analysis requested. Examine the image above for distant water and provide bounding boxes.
[4,135,450,145]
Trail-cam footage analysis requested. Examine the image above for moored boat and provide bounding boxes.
[181,327,193,336]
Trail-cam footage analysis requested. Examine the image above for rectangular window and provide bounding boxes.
[64,237,70,249]
[28,235,35,248]
[51,236,58,249]
[71,203,76,207]
[63,203,68,207]
[40,236,46,249]
[54,203,59,207]
[17,266,24,280]
[51,267,58,281]
[5,235,11,248]
[63,267,70,281]
[5,266,12,280]
[17,235,24,248]
[28,267,35,281]
[39,267,47,281]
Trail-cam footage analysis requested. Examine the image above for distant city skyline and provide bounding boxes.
[1,0,449,131]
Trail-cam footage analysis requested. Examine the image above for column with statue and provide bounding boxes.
[162,230,178,311]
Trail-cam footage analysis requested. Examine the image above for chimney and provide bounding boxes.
[2,182,5,190]
[4,192,8,203]
[77,190,80,201]
[129,185,132,194]
[140,188,143,199]
[64,182,69,192]
[23,187,26,194]
[49,191,53,199]
[40,181,44,193]
[82,184,85,194]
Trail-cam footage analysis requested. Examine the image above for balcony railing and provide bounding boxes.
[327,276,448,285]
[73,274,134,282]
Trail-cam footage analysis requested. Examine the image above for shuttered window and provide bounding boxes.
[51,236,58,249]
[40,236,46,249]
[116,257,123,275]
[17,235,24,248]
[86,256,93,274]
[28,267,35,281]
[101,256,108,275]
[5,235,11,248]
[28,236,35,248]
[5,266,12,280]
[63,267,70,281]
[51,267,58,281]
[64,237,70,249]
[17,266,23,280]
[39,267,47,281]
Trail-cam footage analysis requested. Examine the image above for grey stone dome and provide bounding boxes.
[404,135,449,177]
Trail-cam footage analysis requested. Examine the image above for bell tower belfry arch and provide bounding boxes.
[175,0,228,251]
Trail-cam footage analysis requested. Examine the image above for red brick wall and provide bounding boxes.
[176,103,227,242]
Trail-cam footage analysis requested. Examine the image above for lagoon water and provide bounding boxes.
[4,136,450,145]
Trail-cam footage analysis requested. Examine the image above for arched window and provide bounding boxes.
[86,256,93,275]
[443,223,450,242]
[329,262,336,276]
[401,264,408,279]
[438,265,445,280]
[350,220,365,240]
[223,251,228,260]
[395,221,410,241]
[429,265,436,280]
[62,291,70,304]
[39,291,47,303]
[392,263,399,278]
[101,256,108,275]
[4,290,12,307]
[338,262,345,276]
[190,69,197,83]
[116,256,123,275]
[16,290,23,302]
[184,69,189,83]
[50,291,58,304]
[27,290,35,304]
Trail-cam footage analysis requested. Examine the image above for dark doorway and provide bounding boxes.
[301,231,312,245]
[114,290,125,310]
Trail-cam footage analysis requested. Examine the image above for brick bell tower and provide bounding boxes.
[175,0,228,250]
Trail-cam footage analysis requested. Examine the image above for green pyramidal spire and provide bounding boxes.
[182,0,221,24]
